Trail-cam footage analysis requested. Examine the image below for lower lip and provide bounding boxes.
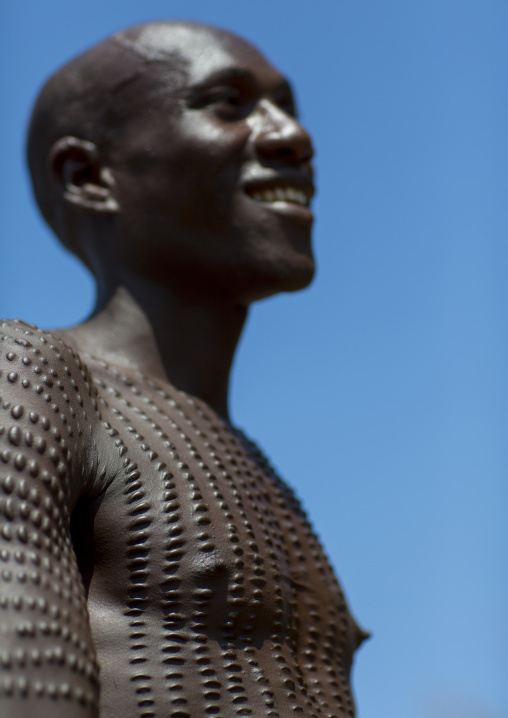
[252,199,314,225]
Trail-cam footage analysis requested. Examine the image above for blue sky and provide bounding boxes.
[1,2,507,717]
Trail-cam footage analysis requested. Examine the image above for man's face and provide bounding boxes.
[106,24,315,304]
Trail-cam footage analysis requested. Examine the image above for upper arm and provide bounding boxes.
[0,321,101,717]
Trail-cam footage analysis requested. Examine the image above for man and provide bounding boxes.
[0,21,366,718]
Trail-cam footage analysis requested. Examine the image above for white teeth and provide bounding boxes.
[249,186,309,206]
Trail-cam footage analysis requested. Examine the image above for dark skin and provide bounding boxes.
[0,22,364,718]
[51,22,315,421]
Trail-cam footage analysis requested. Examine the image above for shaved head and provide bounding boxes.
[26,21,314,301]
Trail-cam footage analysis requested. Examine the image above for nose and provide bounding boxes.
[254,99,314,165]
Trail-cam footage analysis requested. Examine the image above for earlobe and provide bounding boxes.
[48,136,119,214]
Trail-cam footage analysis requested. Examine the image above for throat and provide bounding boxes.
[59,284,247,422]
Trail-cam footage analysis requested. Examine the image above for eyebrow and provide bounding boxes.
[185,66,294,99]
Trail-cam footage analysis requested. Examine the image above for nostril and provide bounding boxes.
[275,148,297,159]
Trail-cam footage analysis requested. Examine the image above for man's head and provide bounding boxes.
[27,21,316,305]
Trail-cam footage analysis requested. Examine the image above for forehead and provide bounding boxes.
[125,23,286,88]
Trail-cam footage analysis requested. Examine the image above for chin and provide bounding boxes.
[242,255,316,304]
[282,253,316,289]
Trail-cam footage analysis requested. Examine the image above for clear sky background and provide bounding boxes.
[1,2,507,717]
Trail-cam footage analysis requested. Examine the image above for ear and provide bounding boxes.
[48,136,119,214]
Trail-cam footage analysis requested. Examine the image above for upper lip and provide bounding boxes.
[242,172,315,206]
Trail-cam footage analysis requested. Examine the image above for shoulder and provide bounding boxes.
[0,319,104,503]
[0,318,102,416]
[0,318,98,405]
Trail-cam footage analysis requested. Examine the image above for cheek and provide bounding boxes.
[113,117,251,235]
[175,114,250,177]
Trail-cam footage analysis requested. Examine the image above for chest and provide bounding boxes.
[77,367,321,636]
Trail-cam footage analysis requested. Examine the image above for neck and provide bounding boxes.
[62,280,248,422]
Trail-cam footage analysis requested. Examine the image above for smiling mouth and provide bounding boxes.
[245,185,312,208]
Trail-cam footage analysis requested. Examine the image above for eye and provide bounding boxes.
[205,87,241,106]
[190,86,249,119]
[187,80,257,121]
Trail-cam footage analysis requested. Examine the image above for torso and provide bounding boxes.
[0,320,361,717]
[75,354,360,718]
